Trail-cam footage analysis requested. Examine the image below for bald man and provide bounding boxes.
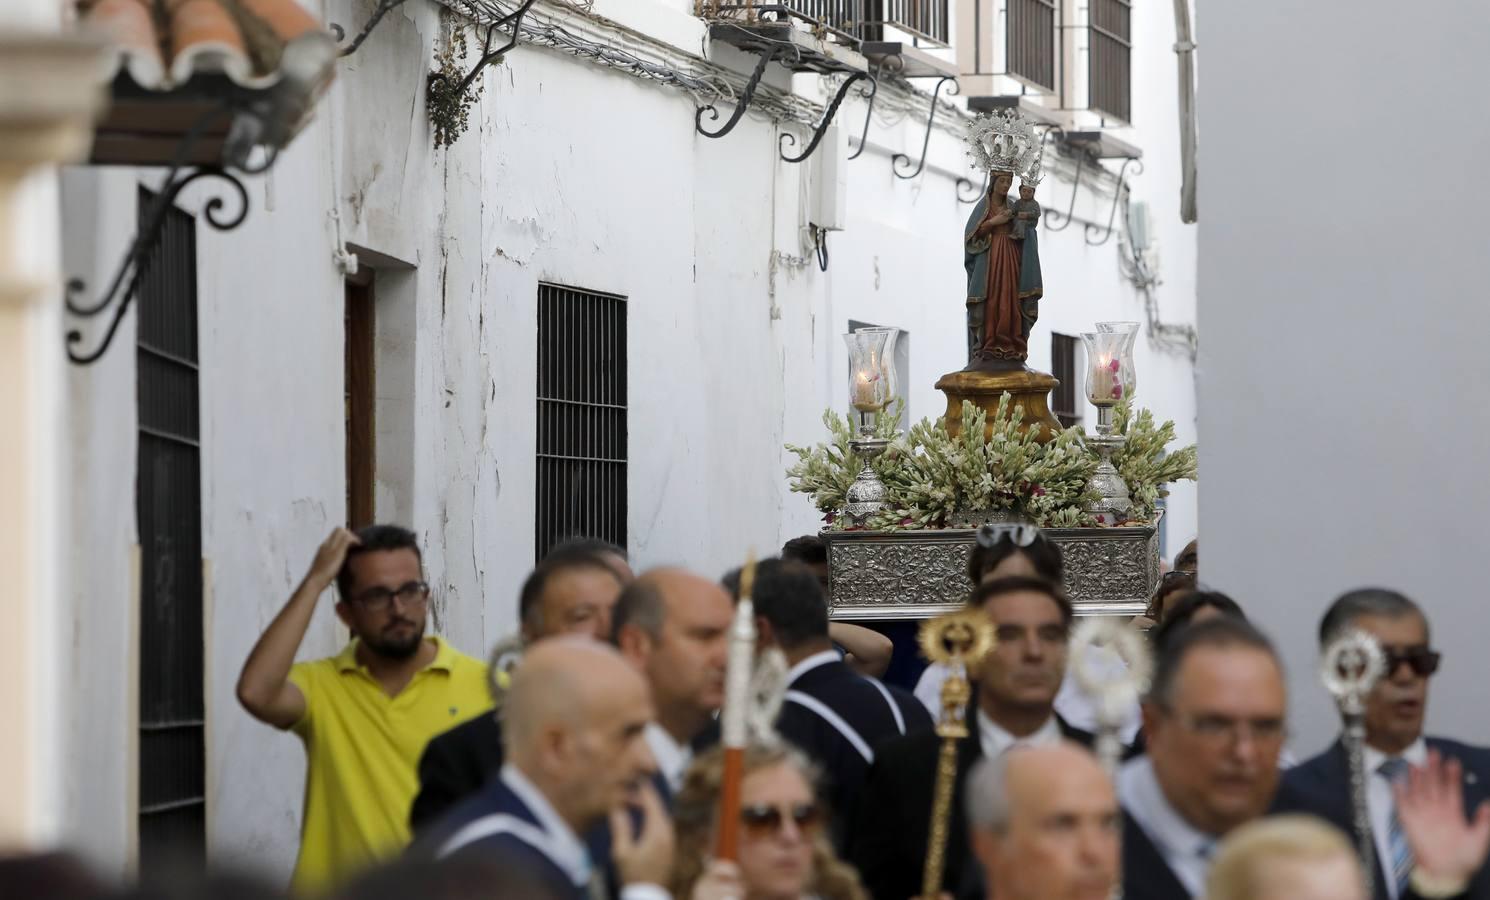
[423,640,673,900]
[965,742,1120,900]
[612,567,733,794]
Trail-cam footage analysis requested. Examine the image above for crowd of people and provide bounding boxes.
[7,524,1490,900]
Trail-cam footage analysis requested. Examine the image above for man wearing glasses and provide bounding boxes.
[236,525,490,895]
[1279,589,1490,900]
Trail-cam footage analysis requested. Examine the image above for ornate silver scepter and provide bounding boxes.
[1321,629,1387,898]
[1070,617,1152,776]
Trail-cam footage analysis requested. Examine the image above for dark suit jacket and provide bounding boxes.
[848,699,1096,900]
[411,772,592,900]
[776,657,934,853]
[1120,807,1193,900]
[410,710,505,833]
[1278,736,1490,900]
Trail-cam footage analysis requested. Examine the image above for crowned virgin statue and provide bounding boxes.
[964,113,1044,370]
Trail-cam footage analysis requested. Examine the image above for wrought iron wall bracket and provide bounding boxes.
[695,44,788,140]
[1084,158,1144,246]
[892,76,957,180]
[65,168,250,366]
[331,0,411,57]
[1038,126,1085,232]
[956,170,988,204]
[780,71,867,163]
[846,74,878,161]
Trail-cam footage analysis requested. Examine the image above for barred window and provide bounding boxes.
[535,283,628,561]
[1089,0,1132,122]
[1007,0,1057,90]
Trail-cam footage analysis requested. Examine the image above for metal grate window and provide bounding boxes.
[1051,332,1082,429]
[1089,0,1132,122]
[135,187,205,870]
[1007,0,1057,90]
[535,284,627,562]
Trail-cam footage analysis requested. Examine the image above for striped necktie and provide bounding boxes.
[1378,756,1413,896]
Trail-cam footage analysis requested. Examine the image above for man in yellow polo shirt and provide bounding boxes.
[236,525,490,896]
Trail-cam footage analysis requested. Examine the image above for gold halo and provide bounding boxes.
[919,610,996,666]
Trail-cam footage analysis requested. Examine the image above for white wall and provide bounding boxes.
[57,0,1198,880]
[1198,0,1490,755]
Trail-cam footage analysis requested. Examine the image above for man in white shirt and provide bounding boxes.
[1280,589,1490,900]
[612,568,734,795]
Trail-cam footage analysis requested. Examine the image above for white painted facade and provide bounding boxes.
[53,0,1197,881]
[1199,0,1490,755]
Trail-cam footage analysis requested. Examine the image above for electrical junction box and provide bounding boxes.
[809,123,847,232]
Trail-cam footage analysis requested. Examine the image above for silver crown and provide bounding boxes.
[966,109,1040,178]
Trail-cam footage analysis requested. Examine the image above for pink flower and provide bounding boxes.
[1111,384,1123,399]
[899,517,914,526]
[1108,358,1121,373]
[1031,484,1047,497]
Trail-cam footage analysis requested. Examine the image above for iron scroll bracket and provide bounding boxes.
[65,167,250,366]
[331,0,412,57]
[1037,125,1084,232]
[780,71,868,163]
[955,170,988,204]
[846,73,879,161]
[891,76,957,180]
[1084,157,1144,246]
[695,43,791,140]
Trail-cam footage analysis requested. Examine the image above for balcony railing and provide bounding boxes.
[701,0,949,48]
[1006,0,1056,90]
[1088,0,1132,121]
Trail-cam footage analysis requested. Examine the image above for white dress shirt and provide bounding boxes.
[914,655,1143,744]
[977,708,1062,756]
[645,722,693,794]
[1364,738,1429,900]
[1118,756,1218,897]
[787,649,843,685]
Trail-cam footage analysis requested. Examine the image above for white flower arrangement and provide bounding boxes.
[785,395,1197,531]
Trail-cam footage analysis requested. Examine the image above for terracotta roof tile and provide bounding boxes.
[79,0,334,92]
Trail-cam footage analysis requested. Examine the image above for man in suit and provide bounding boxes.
[423,639,673,900]
[851,575,1096,900]
[1117,616,1289,900]
[410,548,627,832]
[612,568,734,795]
[965,742,1120,900]
[1279,589,1490,900]
[745,559,933,851]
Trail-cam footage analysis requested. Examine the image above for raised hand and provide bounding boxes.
[1395,748,1490,886]
[690,859,745,900]
[612,780,675,887]
[306,527,361,591]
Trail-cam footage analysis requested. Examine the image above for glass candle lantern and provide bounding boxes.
[844,328,899,423]
[1095,321,1139,403]
[1080,328,1137,409]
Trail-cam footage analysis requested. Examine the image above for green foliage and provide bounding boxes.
[428,24,482,150]
[784,395,1196,531]
[1110,401,1199,521]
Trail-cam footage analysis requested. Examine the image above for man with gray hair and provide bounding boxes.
[964,742,1120,900]
[1279,588,1490,900]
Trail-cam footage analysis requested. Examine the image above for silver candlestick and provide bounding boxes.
[1084,405,1132,524]
[1321,629,1387,899]
[845,410,890,524]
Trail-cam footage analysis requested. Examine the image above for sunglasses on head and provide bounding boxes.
[976,522,1041,549]
[1383,646,1441,677]
[740,802,821,838]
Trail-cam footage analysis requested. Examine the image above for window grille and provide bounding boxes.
[535,284,628,562]
[1051,332,1082,429]
[135,187,206,870]
[1089,0,1132,121]
[1007,0,1057,90]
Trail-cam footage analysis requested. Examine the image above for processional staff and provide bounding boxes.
[1069,617,1152,776]
[714,553,759,862]
[1321,628,1387,898]
[917,609,996,899]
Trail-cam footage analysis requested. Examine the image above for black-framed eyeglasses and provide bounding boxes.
[1383,646,1441,678]
[353,581,430,612]
[740,802,822,838]
[977,522,1041,549]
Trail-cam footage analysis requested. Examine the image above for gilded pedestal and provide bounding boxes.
[935,367,1064,442]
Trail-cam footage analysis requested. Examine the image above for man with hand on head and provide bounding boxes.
[236,525,491,895]
[427,639,673,900]
[410,547,627,832]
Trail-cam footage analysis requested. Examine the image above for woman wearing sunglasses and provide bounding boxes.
[668,743,868,900]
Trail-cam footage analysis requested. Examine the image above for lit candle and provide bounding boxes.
[853,370,881,411]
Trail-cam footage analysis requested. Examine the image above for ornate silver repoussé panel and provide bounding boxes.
[822,512,1162,620]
